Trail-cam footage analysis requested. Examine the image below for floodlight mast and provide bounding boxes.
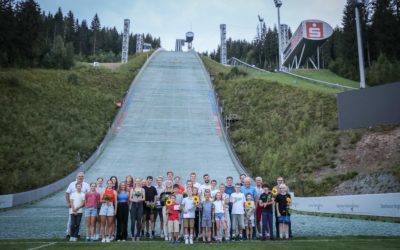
[274,0,283,71]
[354,0,366,88]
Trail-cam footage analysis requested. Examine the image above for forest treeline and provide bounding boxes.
[207,0,400,86]
[0,0,161,69]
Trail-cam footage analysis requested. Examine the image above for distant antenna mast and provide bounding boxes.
[121,19,130,63]
[220,24,227,65]
[136,34,143,54]
[257,15,265,39]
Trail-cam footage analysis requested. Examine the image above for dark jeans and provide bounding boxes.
[70,213,82,238]
[262,211,274,239]
[116,202,129,240]
[130,202,143,237]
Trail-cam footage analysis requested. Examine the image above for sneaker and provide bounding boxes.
[239,235,243,241]
[132,237,136,242]
[189,237,193,244]
[175,240,180,244]
[165,236,169,241]
[69,237,74,242]
[185,238,189,244]
[86,237,90,242]
[136,237,140,242]
[110,236,114,241]
[146,232,150,238]
[122,239,126,242]
[106,237,110,243]
[101,238,106,243]
[117,240,121,242]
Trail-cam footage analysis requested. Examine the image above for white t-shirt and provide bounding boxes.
[199,183,211,197]
[193,182,201,189]
[210,189,219,198]
[70,192,85,214]
[66,181,90,194]
[222,193,230,209]
[255,186,263,200]
[230,192,245,215]
[181,197,195,218]
[213,200,225,214]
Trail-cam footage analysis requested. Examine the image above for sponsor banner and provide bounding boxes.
[292,193,400,217]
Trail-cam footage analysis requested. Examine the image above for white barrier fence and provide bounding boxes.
[292,192,400,217]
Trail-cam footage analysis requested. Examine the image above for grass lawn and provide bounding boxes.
[1,237,399,250]
[291,69,359,88]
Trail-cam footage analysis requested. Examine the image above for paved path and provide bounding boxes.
[1,51,400,238]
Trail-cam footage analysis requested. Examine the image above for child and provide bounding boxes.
[192,187,201,240]
[166,194,181,244]
[213,192,229,242]
[275,184,291,240]
[181,187,196,244]
[259,184,274,240]
[244,193,255,241]
[172,184,183,238]
[201,190,214,243]
[230,183,245,241]
[70,183,85,242]
[85,182,100,241]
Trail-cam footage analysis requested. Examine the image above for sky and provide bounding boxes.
[36,0,348,53]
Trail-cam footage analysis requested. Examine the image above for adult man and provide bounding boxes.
[273,176,291,239]
[239,174,247,186]
[255,176,264,239]
[155,176,165,237]
[199,174,211,197]
[225,176,235,239]
[65,172,90,238]
[189,172,201,189]
[240,177,257,239]
[164,171,174,186]
[142,176,157,238]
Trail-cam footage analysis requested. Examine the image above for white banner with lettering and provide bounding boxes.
[292,193,400,217]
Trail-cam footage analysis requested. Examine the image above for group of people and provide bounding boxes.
[65,171,292,244]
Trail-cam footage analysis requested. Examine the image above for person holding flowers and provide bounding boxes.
[259,184,274,240]
[166,195,181,244]
[275,184,291,240]
[230,183,245,241]
[273,176,291,238]
[181,187,197,244]
[99,180,118,243]
[129,178,145,241]
[192,187,201,240]
[213,192,229,242]
[160,180,174,241]
[244,193,256,241]
[143,176,157,239]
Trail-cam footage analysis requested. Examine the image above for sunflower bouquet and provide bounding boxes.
[193,196,200,206]
[166,199,173,215]
[286,197,292,214]
[104,194,111,202]
[245,201,253,208]
[271,188,278,197]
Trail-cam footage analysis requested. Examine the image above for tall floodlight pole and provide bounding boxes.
[274,0,283,71]
[121,19,130,64]
[354,0,366,88]
[220,24,227,65]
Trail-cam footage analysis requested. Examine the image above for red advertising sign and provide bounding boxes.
[306,22,323,39]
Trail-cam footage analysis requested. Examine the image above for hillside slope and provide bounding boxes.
[0,53,150,194]
[202,56,400,196]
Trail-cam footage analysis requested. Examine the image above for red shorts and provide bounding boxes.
[256,204,262,222]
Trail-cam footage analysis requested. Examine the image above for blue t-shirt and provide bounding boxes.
[225,186,235,196]
[240,185,257,200]
[202,201,214,219]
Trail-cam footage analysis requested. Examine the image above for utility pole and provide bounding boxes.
[274,0,283,71]
[354,0,366,88]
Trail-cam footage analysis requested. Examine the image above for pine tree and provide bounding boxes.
[90,13,100,56]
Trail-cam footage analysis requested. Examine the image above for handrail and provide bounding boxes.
[0,48,164,209]
[282,71,357,90]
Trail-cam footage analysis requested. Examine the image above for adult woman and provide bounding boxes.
[116,182,129,241]
[99,180,117,243]
[159,180,173,241]
[85,182,100,241]
[110,176,118,191]
[129,178,145,241]
[125,175,134,191]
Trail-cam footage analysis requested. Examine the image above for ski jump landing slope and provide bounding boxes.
[0,50,241,238]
